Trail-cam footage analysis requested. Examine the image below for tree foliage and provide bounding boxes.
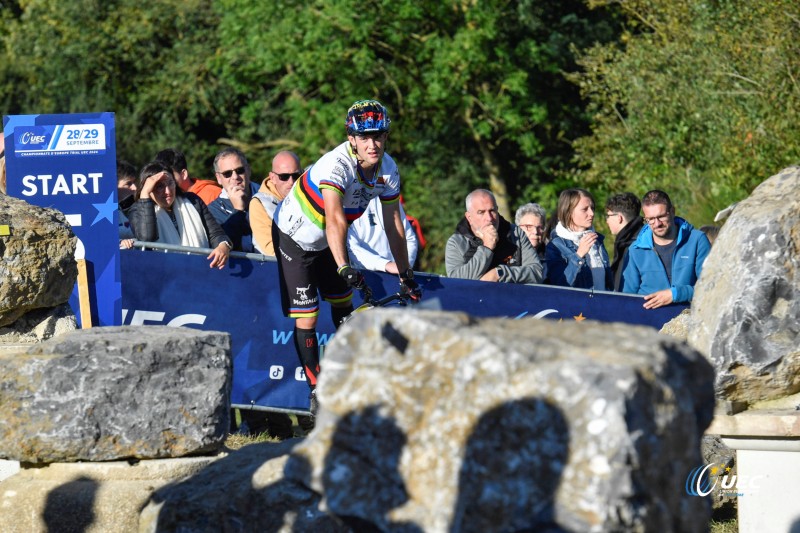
[574,0,800,226]
[1,0,616,271]
[212,0,618,269]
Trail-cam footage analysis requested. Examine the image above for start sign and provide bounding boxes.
[3,112,120,327]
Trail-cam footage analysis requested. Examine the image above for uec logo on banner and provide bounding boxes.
[685,462,762,497]
[19,131,47,145]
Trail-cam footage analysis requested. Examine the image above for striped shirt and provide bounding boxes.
[274,141,400,251]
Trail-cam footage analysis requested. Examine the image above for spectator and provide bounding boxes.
[545,188,612,290]
[347,195,419,273]
[622,190,711,309]
[209,148,259,252]
[514,202,547,261]
[243,150,303,438]
[604,192,644,291]
[0,148,6,194]
[700,225,720,245]
[117,159,137,248]
[154,147,221,205]
[127,161,231,269]
[273,99,420,419]
[543,210,559,248]
[250,151,302,255]
[446,189,543,284]
[400,195,426,270]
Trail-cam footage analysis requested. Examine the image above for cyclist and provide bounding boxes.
[273,99,421,417]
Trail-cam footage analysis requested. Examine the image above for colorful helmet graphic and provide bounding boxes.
[345,100,391,135]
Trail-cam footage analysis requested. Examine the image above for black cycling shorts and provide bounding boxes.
[273,226,353,318]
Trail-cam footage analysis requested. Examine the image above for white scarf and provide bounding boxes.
[555,222,604,268]
[155,196,209,248]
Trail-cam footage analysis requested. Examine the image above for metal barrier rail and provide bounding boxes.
[129,240,277,263]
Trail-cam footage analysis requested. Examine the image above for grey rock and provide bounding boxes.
[138,440,348,533]
[0,303,77,345]
[291,310,715,533]
[700,435,738,515]
[0,195,77,327]
[0,326,232,463]
[659,308,692,341]
[689,166,800,404]
[135,310,715,532]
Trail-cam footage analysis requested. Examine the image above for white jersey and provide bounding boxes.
[275,141,401,251]
[347,196,418,271]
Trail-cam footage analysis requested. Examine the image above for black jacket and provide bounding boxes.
[611,217,644,291]
[126,192,229,248]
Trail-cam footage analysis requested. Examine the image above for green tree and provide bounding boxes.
[574,0,800,226]
[1,0,618,272]
[0,0,226,171]
[214,0,617,271]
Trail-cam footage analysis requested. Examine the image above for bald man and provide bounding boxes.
[249,151,302,255]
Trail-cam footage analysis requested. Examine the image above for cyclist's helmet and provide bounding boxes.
[345,100,391,135]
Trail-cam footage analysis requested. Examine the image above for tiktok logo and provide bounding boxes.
[269,365,284,380]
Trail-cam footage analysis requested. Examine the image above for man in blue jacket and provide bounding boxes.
[622,190,711,309]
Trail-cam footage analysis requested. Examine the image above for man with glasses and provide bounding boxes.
[604,192,644,291]
[209,147,259,252]
[250,151,302,255]
[622,190,711,309]
[446,189,543,284]
[273,99,421,419]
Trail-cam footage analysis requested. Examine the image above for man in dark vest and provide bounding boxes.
[445,189,543,284]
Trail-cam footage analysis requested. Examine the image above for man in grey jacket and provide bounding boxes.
[445,189,543,284]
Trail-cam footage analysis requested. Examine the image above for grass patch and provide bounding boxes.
[224,431,279,451]
[710,519,737,533]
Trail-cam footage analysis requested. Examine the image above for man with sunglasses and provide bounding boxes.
[622,190,711,309]
[209,147,259,252]
[273,99,421,419]
[249,151,303,255]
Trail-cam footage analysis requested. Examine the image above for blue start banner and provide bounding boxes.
[3,112,120,327]
[120,248,688,414]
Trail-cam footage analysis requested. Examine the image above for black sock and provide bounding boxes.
[331,304,354,329]
[293,327,319,387]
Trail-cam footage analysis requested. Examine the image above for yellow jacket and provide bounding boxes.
[248,179,284,256]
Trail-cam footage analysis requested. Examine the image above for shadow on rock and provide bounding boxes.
[322,405,422,533]
[146,440,344,532]
[450,398,570,533]
[44,475,98,533]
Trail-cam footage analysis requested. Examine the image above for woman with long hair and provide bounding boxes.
[545,188,611,290]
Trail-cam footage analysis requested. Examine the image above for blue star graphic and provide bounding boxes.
[91,192,117,226]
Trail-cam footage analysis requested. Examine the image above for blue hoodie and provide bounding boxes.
[621,217,711,303]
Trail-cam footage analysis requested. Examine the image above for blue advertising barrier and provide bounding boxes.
[120,248,687,413]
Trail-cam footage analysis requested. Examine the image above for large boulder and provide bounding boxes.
[0,326,232,463]
[689,166,800,404]
[144,310,716,532]
[0,194,77,327]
